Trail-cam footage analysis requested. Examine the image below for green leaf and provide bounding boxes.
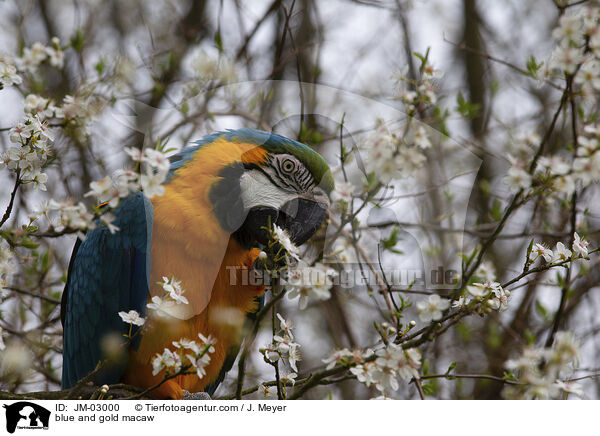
[525,238,535,260]
[180,100,189,116]
[214,30,223,52]
[413,47,431,75]
[456,91,481,119]
[490,198,503,221]
[524,329,536,345]
[381,227,403,254]
[95,58,106,76]
[70,28,85,52]
[525,55,543,78]
[421,381,437,396]
[535,300,548,319]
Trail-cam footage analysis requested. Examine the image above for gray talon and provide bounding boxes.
[182,390,212,400]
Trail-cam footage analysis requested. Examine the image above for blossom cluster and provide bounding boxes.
[394,59,442,115]
[504,126,600,196]
[0,241,14,289]
[86,147,170,205]
[16,38,64,74]
[528,233,590,269]
[464,281,511,312]
[0,56,22,89]
[184,50,238,100]
[0,39,63,89]
[286,260,337,310]
[146,275,190,319]
[261,313,301,374]
[152,333,216,380]
[349,343,421,395]
[363,124,428,185]
[503,331,582,399]
[33,145,171,239]
[0,116,54,192]
[118,276,190,329]
[548,6,600,86]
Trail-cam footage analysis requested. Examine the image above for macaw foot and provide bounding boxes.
[183,390,212,400]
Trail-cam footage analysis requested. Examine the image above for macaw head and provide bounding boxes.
[168,128,334,249]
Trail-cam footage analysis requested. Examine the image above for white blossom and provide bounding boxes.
[553,175,576,195]
[551,331,580,371]
[488,286,510,312]
[16,42,48,73]
[118,310,145,326]
[100,213,120,234]
[474,261,496,281]
[537,155,570,176]
[572,232,589,257]
[575,59,600,91]
[151,348,181,376]
[186,352,211,379]
[505,163,532,193]
[552,13,585,45]
[322,348,353,370]
[160,276,189,305]
[550,44,584,74]
[467,281,497,298]
[531,243,553,263]
[140,170,166,198]
[46,45,64,69]
[272,225,300,260]
[452,296,471,308]
[412,126,432,149]
[286,261,337,309]
[416,294,450,322]
[143,148,171,174]
[553,242,572,261]
[573,151,600,185]
[85,176,119,208]
[146,295,176,318]
[8,122,33,143]
[554,380,583,397]
[280,370,297,387]
[331,180,355,204]
[24,94,53,118]
[0,242,15,287]
[0,342,33,378]
[0,60,22,88]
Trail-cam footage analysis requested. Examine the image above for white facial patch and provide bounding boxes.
[239,170,296,210]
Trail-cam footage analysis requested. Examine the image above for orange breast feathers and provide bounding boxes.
[121,137,269,399]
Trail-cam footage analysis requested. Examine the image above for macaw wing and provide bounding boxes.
[61,192,153,389]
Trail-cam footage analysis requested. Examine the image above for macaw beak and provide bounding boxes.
[278,198,327,245]
[236,199,327,248]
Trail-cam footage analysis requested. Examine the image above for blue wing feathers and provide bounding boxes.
[61,192,153,388]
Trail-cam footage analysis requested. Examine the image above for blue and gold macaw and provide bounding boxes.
[61,128,333,398]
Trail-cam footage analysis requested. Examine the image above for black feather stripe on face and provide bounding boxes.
[295,167,312,189]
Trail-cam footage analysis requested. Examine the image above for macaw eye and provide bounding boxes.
[281,159,296,173]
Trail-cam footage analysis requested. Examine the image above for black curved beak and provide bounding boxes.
[235,199,327,248]
[277,198,327,245]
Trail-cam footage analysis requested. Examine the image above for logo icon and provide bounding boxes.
[2,402,50,433]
